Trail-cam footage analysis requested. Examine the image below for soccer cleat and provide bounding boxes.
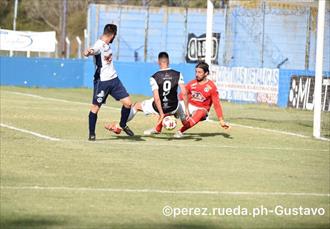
[105,123,122,134]
[122,126,134,136]
[143,128,160,136]
[88,134,96,141]
[173,130,183,138]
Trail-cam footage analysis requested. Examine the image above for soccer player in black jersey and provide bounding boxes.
[105,52,189,135]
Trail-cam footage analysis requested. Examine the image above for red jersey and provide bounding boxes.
[185,79,223,119]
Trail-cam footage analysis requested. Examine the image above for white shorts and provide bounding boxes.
[178,101,209,120]
[141,98,185,120]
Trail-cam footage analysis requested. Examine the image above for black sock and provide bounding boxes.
[89,111,97,135]
[120,106,131,128]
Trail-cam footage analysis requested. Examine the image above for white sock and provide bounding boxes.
[127,107,137,122]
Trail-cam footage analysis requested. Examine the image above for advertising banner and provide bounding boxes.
[210,66,279,104]
[0,29,56,52]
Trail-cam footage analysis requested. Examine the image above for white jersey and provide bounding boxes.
[92,39,117,81]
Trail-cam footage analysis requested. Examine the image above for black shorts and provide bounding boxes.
[92,77,129,106]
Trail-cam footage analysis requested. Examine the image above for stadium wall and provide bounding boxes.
[0,57,84,88]
[1,56,329,110]
[0,57,195,96]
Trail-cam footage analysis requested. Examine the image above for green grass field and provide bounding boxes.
[0,86,329,229]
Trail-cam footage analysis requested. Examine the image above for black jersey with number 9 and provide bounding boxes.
[150,69,184,114]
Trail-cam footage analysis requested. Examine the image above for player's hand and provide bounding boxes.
[220,119,231,130]
[83,48,94,57]
[184,109,190,119]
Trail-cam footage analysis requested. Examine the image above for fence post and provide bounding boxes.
[261,0,266,68]
[305,7,311,70]
[65,36,70,58]
[143,4,150,62]
[205,0,214,66]
[84,29,88,58]
[55,39,58,58]
[76,36,82,59]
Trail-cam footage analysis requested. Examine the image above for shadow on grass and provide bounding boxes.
[145,132,232,141]
[97,135,146,142]
[96,131,232,142]
[0,216,67,229]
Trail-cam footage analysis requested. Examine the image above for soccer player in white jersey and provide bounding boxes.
[106,52,189,135]
[84,24,134,141]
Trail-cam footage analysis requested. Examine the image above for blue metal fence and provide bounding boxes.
[87,3,330,71]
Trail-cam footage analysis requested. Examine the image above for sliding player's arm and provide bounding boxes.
[211,89,230,130]
[150,77,165,125]
[153,90,165,125]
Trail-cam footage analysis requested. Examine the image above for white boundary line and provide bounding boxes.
[3,90,330,141]
[1,122,327,151]
[231,123,308,138]
[0,123,60,141]
[1,186,329,197]
[207,116,330,141]
[5,91,120,111]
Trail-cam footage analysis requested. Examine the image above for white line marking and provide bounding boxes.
[0,122,325,151]
[232,123,309,138]
[4,91,120,111]
[207,119,330,141]
[0,121,327,152]
[1,186,329,197]
[0,123,60,141]
[318,136,330,141]
[3,90,330,142]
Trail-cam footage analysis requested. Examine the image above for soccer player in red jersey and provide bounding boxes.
[174,62,230,138]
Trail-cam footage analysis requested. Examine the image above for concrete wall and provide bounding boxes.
[0,57,84,88]
[0,57,195,97]
[1,57,329,110]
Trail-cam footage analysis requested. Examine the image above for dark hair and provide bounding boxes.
[103,24,117,35]
[195,62,209,73]
[158,51,169,60]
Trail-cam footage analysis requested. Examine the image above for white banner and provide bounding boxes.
[0,29,56,52]
[210,66,279,104]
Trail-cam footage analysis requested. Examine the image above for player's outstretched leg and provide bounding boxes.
[127,102,142,122]
[143,117,163,135]
[119,97,134,136]
[174,109,206,138]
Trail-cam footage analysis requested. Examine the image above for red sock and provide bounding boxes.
[155,121,163,132]
[155,114,172,132]
[180,109,207,133]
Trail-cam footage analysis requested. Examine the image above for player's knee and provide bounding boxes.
[121,97,132,108]
[90,104,100,113]
[123,102,132,109]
